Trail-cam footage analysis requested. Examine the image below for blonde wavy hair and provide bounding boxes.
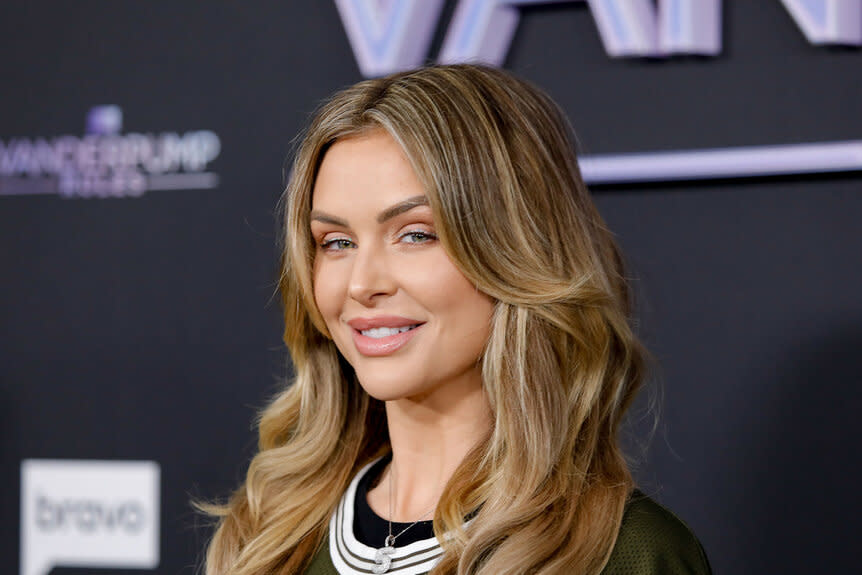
[202,64,646,575]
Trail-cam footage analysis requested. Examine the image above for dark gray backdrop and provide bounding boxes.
[2,1,860,574]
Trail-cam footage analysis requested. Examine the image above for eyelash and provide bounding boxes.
[399,230,437,244]
[318,230,437,251]
[319,238,355,251]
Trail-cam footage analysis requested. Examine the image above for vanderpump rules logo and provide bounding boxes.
[0,106,221,199]
[333,0,862,184]
[334,0,862,77]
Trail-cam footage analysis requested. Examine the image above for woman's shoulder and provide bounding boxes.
[601,490,712,575]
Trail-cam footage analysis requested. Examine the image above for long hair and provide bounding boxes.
[202,64,647,575]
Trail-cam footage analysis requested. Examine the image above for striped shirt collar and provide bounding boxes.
[328,458,444,575]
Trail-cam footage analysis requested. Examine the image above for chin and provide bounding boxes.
[354,371,428,403]
[346,355,418,398]
[356,380,414,402]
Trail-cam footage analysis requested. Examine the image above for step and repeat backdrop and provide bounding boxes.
[2,2,860,574]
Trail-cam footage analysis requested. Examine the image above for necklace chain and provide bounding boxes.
[386,463,436,545]
[372,462,436,574]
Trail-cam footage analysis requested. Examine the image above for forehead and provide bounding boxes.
[311,130,426,211]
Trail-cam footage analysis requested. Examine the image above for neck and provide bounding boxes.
[369,376,491,523]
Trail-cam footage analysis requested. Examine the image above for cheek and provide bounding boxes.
[412,255,495,342]
[445,289,495,347]
[312,259,343,324]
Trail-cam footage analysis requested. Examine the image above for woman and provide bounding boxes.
[203,64,711,574]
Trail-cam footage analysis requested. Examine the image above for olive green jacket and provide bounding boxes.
[305,493,712,574]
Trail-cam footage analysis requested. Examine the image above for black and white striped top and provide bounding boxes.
[328,457,443,575]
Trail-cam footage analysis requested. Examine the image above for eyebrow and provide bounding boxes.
[376,195,429,223]
[310,195,429,227]
[308,212,348,227]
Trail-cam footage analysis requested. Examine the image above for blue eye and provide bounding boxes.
[400,230,437,244]
[320,238,355,251]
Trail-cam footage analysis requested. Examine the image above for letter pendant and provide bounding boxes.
[372,542,396,574]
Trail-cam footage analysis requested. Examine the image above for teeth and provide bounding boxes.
[360,325,418,339]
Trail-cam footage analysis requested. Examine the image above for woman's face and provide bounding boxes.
[310,130,495,404]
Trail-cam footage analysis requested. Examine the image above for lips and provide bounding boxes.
[346,316,424,356]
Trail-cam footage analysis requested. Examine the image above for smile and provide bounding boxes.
[350,322,424,357]
[360,325,420,339]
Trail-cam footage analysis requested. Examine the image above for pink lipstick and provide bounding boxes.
[346,316,424,357]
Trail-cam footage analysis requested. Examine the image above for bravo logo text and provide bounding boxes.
[0,105,220,198]
[20,460,160,575]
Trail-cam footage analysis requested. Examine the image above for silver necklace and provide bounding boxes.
[372,465,436,575]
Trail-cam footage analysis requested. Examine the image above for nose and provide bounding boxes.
[347,241,397,305]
